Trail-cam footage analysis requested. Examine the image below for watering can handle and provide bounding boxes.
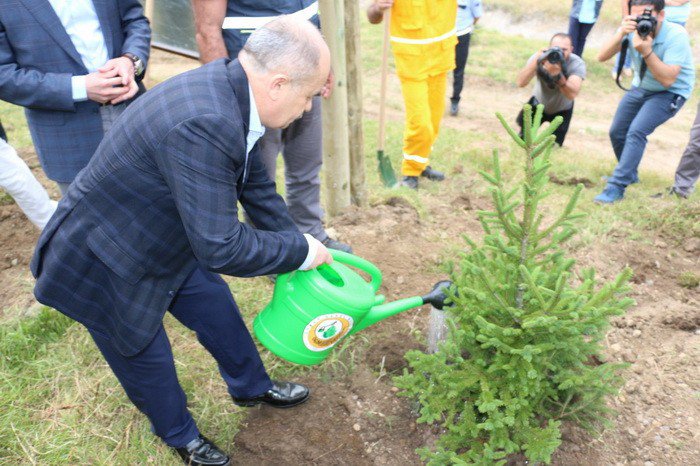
[329,250,382,293]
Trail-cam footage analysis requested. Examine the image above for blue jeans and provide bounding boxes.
[608,87,685,187]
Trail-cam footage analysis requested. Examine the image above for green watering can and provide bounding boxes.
[253,250,452,365]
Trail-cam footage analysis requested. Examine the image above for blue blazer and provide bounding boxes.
[0,0,151,182]
[31,59,309,356]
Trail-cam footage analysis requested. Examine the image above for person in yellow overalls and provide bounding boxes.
[368,0,457,189]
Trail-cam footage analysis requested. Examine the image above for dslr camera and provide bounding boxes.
[536,46,569,89]
[634,7,657,38]
[540,46,565,65]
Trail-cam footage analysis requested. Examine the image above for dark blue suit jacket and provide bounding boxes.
[0,0,151,182]
[31,59,309,356]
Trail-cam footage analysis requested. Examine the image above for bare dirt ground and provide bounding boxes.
[1,47,699,466]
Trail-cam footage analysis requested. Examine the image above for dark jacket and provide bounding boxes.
[31,59,308,356]
[0,0,151,182]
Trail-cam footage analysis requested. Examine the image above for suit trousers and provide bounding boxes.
[516,97,574,147]
[258,95,326,241]
[400,72,448,177]
[674,102,700,196]
[0,136,56,229]
[88,266,272,448]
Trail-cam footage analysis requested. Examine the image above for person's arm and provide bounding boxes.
[598,15,637,62]
[620,0,628,16]
[633,33,682,88]
[0,20,75,110]
[665,0,690,6]
[367,0,393,24]
[192,0,229,64]
[515,52,544,88]
[154,114,315,276]
[555,74,583,100]
[118,0,151,70]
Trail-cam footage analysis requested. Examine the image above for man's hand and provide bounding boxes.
[320,68,334,99]
[542,61,562,77]
[308,243,333,269]
[632,31,653,56]
[85,68,133,104]
[367,0,394,23]
[99,57,135,87]
[620,15,639,36]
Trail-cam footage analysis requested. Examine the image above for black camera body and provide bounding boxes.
[541,46,565,65]
[536,46,569,89]
[634,7,658,38]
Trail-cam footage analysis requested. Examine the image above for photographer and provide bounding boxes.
[515,33,586,146]
[595,0,695,204]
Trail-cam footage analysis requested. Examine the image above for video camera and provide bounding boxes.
[536,46,569,89]
[634,7,657,38]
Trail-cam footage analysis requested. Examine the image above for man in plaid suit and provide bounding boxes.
[31,17,332,465]
[0,0,150,193]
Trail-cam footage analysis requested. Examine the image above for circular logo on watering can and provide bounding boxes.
[303,313,354,352]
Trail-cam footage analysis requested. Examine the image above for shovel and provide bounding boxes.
[377,9,397,187]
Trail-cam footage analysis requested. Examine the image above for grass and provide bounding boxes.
[1,5,699,465]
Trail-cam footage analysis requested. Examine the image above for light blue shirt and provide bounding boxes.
[456,0,483,36]
[48,0,109,101]
[578,0,598,24]
[627,20,695,99]
[665,3,692,25]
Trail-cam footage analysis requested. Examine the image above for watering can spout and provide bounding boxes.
[349,296,424,335]
[349,280,454,335]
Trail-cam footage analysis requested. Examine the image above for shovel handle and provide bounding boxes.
[330,250,382,294]
[377,9,391,152]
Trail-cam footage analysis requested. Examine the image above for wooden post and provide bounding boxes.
[319,0,351,217]
[345,0,366,206]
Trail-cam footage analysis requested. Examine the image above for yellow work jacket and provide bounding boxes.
[389,0,457,80]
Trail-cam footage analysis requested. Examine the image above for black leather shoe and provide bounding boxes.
[232,380,310,408]
[322,237,353,254]
[175,435,230,466]
[421,166,445,181]
[400,176,419,189]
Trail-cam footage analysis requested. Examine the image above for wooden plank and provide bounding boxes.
[345,0,366,206]
[319,0,351,216]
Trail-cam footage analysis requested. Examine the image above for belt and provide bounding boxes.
[222,1,319,30]
[390,28,456,45]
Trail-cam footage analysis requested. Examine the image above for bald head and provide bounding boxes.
[240,15,330,86]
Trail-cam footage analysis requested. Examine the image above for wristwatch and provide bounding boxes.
[122,52,144,79]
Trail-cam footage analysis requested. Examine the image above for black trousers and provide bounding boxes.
[516,97,574,146]
[0,120,6,142]
[568,16,595,58]
[451,32,472,103]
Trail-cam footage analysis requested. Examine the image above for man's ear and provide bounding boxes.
[268,74,290,101]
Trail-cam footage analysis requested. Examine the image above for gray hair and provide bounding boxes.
[241,15,321,84]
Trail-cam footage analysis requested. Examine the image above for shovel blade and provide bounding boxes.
[377,150,397,187]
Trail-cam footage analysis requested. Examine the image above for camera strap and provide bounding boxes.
[616,37,631,91]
